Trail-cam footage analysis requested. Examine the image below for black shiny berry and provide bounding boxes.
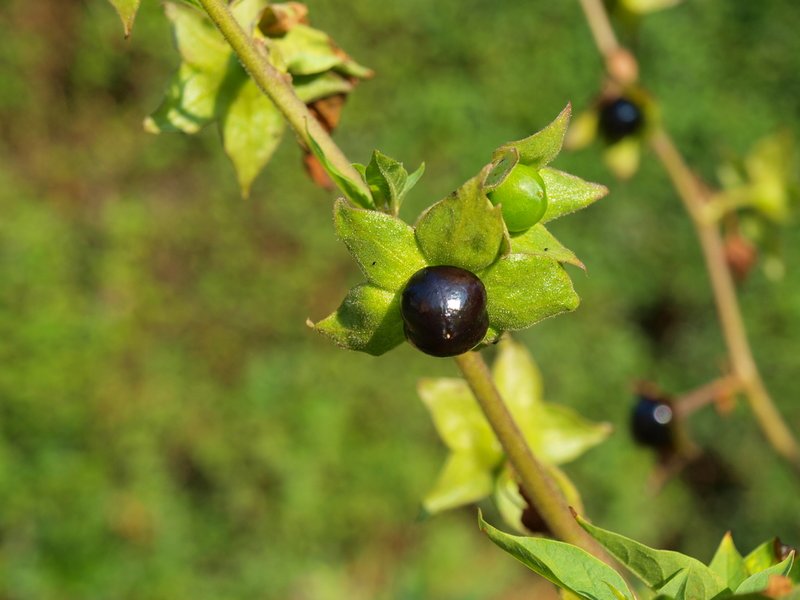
[630,395,674,449]
[599,97,644,143]
[401,265,489,357]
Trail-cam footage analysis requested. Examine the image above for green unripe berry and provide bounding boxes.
[487,163,548,233]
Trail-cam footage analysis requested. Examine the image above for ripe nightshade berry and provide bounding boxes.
[630,394,674,449]
[599,97,644,143]
[487,163,548,233]
[401,265,489,357]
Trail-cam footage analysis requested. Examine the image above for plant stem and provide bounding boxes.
[576,0,800,471]
[649,131,800,470]
[674,375,741,419]
[196,0,369,195]
[454,351,610,560]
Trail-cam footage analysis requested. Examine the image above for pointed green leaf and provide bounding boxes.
[709,533,748,592]
[745,540,780,576]
[656,569,690,600]
[364,151,409,213]
[736,555,795,595]
[403,162,426,197]
[493,105,572,169]
[220,79,285,197]
[293,72,354,103]
[510,224,585,270]
[144,63,226,134]
[540,167,608,223]
[417,378,501,463]
[480,254,579,331]
[576,515,728,599]
[107,0,141,37]
[479,514,635,600]
[313,284,404,356]
[422,453,495,515]
[415,172,507,272]
[308,131,374,208]
[333,200,426,290]
[491,338,544,411]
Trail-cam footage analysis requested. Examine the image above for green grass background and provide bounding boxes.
[0,0,798,598]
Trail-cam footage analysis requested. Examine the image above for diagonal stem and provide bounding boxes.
[454,351,612,562]
[196,0,369,195]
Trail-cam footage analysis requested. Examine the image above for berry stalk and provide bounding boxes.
[454,350,612,563]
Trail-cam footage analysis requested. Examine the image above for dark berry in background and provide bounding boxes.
[599,97,644,142]
[630,394,674,449]
[401,265,489,357]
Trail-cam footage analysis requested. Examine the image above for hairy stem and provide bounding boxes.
[577,0,800,471]
[196,0,369,195]
[454,351,610,560]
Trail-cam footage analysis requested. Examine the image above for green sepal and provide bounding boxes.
[309,130,375,208]
[480,254,579,331]
[333,199,426,290]
[736,554,795,595]
[657,569,690,600]
[106,0,141,37]
[510,224,585,270]
[220,78,286,197]
[604,138,641,180]
[493,104,572,169]
[415,169,508,272]
[166,1,231,71]
[745,540,781,576]
[421,453,495,516]
[312,284,404,356]
[540,167,608,223]
[270,24,374,78]
[576,515,728,599]
[479,512,635,600]
[363,151,425,215]
[709,532,748,592]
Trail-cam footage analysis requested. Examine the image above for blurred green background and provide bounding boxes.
[0,0,799,598]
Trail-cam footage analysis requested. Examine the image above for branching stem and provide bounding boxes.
[196,0,369,195]
[577,0,800,472]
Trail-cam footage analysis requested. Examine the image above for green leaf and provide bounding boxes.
[656,569,690,600]
[165,2,231,72]
[422,453,495,515]
[333,199,426,290]
[415,171,508,272]
[709,532,748,592]
[312,284,404,356]
[363,151,423,215]
[479,513,635,600]
[510,224,585,270]
[403,162,426,198]
[293,72,354,104]
[540,167,608,223]
[493,104,572,169]
[417,378,501,464]
[307,129,374,208]
[479,254,579,331]
[144,63,227,134]
[272,24,372,77]
[220,79,286,197]
[577,515,727,599]
[736,555,795,595]
[745,540,780,576]
[107,0,141,37]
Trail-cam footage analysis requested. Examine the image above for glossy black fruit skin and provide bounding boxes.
[630,395,674,449]
[401,265,489,358]
[599,97,643,143]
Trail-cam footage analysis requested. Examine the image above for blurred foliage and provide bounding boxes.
[0,0,798,598]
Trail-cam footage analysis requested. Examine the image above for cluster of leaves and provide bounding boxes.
[418,339,610,531]
[481,513,799,600]
[113,0,372,196]
[310,106,608,356]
